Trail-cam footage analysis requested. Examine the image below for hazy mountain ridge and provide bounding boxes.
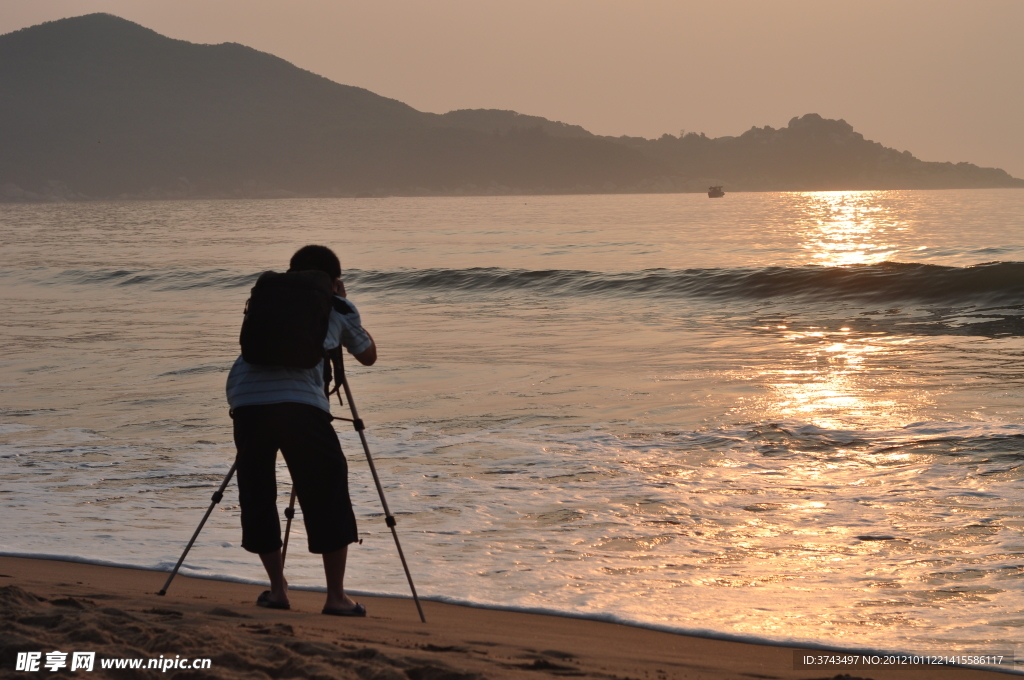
[1,13,1020,201]
[610,114,1022,191]
[432,109,595,139]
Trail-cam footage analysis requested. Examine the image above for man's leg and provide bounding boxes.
[259,549,289,606]
[233,406,289,607]
[277,403,360,612]
[323,547,359,611]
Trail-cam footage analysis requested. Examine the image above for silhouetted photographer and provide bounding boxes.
[227,245,376,616]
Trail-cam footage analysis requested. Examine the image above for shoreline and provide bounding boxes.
[6,550,1016,667]
[0,555,1013,679]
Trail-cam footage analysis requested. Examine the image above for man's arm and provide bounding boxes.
[331,278,375,365]
[353,332,376,366]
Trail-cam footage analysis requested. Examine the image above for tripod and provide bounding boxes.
[326,348,425,622]
[157,463,236,596]
[158,351,426,623]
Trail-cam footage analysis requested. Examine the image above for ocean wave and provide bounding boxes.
[61,268,259,290]
[346,261,1024,304]
[7,261,1024,304]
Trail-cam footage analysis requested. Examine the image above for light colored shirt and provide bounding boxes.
[226,296,372,413]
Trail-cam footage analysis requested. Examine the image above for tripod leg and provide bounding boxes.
[158,463,237,596]
[333,351,426,623]
[352,423,426,623]
[281,487,297,567]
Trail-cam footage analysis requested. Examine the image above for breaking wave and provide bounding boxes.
[349,261,1024,304]
[10,260,1024,304]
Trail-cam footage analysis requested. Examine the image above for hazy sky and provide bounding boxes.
[5,0,1023,178]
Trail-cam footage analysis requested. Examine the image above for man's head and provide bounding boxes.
[289,245,341,279]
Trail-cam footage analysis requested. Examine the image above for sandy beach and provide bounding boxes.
[0,556,1010,680]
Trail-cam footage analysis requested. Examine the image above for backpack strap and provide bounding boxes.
[324,346,344,400]
[322,298,352,397]
[332,297,354,315]
[322,349,333,397]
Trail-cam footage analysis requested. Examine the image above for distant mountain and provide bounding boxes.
[611,114,1024,192]
[0,14,659,200]
[0,14,1020,201]
[434,109,595,139]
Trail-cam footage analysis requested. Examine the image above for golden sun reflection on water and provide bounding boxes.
[797,191,904,266]
[767,330,892,428]
[758,326,932,430]
[751,192,930,428]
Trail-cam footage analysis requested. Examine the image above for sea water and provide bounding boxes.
[2,190,1024,664]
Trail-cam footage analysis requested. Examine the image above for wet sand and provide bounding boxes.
[0,556,1009,679]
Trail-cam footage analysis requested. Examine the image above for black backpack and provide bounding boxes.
[239,270,334,369]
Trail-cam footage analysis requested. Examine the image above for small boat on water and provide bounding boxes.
[708,185,725,198]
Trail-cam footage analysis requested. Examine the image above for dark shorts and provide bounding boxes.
[232,403,358,554]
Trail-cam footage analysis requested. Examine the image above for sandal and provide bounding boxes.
[256,590,290,610]
[322,602,366,617]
